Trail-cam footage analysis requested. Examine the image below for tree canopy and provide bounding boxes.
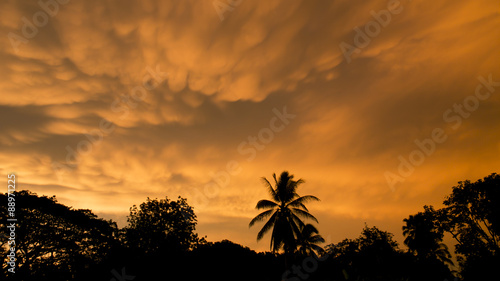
[0,190,118,280]
[125,196,201,254]
[426,173,500,280]
[1,172,497,281]
[403,206,452,265]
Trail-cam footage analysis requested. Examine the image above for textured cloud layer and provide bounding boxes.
[1,0,499,251]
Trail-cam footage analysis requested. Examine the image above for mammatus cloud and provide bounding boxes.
[1,0,499,251]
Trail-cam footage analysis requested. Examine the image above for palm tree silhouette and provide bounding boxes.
[249,171,319,266]
[295,223,325,259]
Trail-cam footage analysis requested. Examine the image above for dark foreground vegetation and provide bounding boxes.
[1,172,498,281]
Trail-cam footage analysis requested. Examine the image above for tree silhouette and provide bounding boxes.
[403,206,453,266]
[188,240,282,281]
[0,190,118,281]
[125,196,200,254]
[295,223,325,259]
[248,171,319,267]
[323,225,409,281]
[432,173,500,280]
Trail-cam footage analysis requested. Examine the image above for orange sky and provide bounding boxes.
[1,0,499,253]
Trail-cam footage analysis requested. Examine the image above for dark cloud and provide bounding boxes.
[1,0,498,250]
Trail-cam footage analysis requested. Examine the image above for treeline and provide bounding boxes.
[0,173,498,281]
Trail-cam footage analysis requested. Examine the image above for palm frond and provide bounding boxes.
[291,208,319,223]
[301,224,319,236]
[287,195,320,210]
[272,173,278,187]
[249,209,275,227]
[295,178,305,186]
[257,212,278,241]
[308,234,325,244]
[290,212,306,230]
[261,177,278,202]
[288,216,302,238]
[256,199,278,210]
[310,244,325,255]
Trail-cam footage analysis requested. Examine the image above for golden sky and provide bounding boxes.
[1,0,499,252]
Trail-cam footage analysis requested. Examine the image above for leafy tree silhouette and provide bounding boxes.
[0,190,118,281]
[188,240,282,281]
[323,225,414,281]
[249,171,319,268]
[428,173,500,280]
[403,206,453,266]
[125,196,200,255]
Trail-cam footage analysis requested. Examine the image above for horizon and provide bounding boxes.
[2,0,499,259]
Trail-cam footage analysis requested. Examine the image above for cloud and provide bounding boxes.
[1,0,499,250]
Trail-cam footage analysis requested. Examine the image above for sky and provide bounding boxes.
[1,0,499,253]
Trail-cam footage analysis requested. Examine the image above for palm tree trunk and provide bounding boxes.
[284,246,289,270]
